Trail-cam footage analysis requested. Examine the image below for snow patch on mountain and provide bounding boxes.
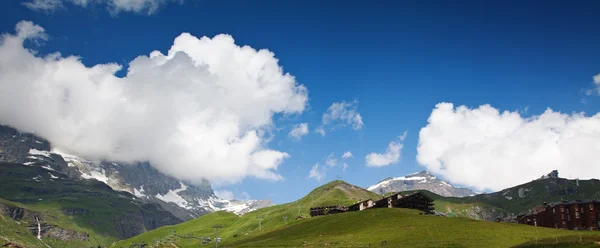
[28,149,51,157]
[367,176,430,190]
[134,186,147,198]
[368,171,476,197]
[1,124,273,219]
[80,169,110,184]
[156,183,192,209]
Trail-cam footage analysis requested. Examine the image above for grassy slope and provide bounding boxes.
[113,181,600,248]
[515,235,600,248]
[401,177,600,219]
[467,178,600,214]
[229,208,600,248]
[0,163,180,247]
[112,208,600,248]
[0,197,112,248]
[111,180,381,247]
[0,212,47,248]
[400,190,511,220]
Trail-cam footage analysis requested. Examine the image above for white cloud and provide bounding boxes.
[315,127,326,136]
[586,73,600,96]
[417,102,600,191]
[341,163,348,172]
[23,0,182,15]
[399,131,408,141]
[214,190,234,200]
[0,21,308,185]
[319,100,363,133]
[341,151,352,159]
[325,153,337,167]
[23,0,65,11]
[308,163,325,181]
[365,135,405,167]
[288,123,309,140]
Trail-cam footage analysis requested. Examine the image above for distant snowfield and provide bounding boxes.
[156,183,192,209]
[26,147,268,216]
[367,174,431,191]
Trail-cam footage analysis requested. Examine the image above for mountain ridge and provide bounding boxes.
[368,170,476,197]
[0,124,271,220]
[112,179,597,248]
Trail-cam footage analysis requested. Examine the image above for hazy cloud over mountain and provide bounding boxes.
[0,21,308,185]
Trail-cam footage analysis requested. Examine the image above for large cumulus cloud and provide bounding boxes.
[417,103,600,191]
[0,21,308,185]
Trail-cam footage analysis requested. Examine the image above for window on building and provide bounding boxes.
[553,208,556,214]
[591,204,594,210]
[576,212,580,219]
[568,215,571,221]
[563,221,566,225]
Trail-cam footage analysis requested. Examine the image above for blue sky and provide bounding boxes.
[1,0,600,204]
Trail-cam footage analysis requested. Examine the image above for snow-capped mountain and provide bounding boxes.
[0,124,272,220]
[368,171,476,197]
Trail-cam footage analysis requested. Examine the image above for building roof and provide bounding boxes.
[402,192,434,202]
[348,199,374,207]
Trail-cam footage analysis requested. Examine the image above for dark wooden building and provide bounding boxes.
[392,192,434,214]
[309,205,347,217]
[310,192,436,218]
[373,193,403,209]
[518,200,600,230]
[347,199,375,212]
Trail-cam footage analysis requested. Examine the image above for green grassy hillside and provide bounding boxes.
[0,162,181,247]
[301,180,382,206]
[467,178,600,214]
[400,190,512,221]
[401,177,600,220]
[111,180,381,247]
[112,180,600,248]
[0,208,48,248]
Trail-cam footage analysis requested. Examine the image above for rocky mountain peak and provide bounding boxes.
[406,170,436,179]
[368,170,475,197]
[0,124,270,221]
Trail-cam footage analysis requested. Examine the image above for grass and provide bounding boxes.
[514,235,600,248]
[112,180,600,248]
[112,180,382,247]
[0,197,112,248]
[0,213,47,248]
[113,208,600,248]
[467,178,600,214]
[0,163,180,247]
[399,190,511,220]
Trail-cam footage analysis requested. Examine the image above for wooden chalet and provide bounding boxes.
[518,200,600,230]
[347,199,375,212]
[309,192,436,218]
[373,193,403,209]
[392,192,435,214]
[310,205,347,217]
